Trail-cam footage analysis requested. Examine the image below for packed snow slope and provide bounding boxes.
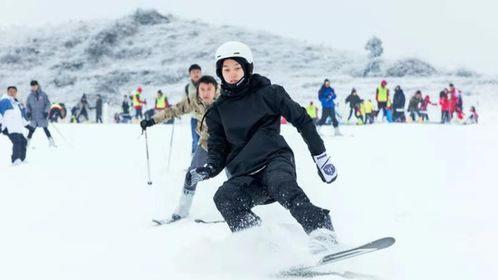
[1,119,497,280]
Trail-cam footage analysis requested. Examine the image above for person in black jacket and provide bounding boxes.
[392,85,406,122]
[94,94,103,123]
[187,41,339,255]
[345,88,361,122]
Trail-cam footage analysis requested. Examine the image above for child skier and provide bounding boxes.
[419,95,437,122]
[364,99,375,124]
[464,106,479,124]
[0,86,28,165]
[187,41,338,255]
[140,76,219,223]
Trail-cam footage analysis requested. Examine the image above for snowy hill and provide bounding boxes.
[1,9,496,114]
[1,121,498,280]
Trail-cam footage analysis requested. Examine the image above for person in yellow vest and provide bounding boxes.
[48,102,67,123]
[154,90,170,113]
[132,87,146,120]
[375,80,390,121]
[305,101,319,124]
[364,99,375,124]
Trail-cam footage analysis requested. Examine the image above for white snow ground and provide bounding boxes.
[1,117,498,280]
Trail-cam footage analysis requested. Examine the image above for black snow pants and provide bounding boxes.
[213,151,333,234]
[8,133,27,163]
[317,107,339,128]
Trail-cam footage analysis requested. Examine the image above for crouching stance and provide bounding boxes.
[188,41,339,254]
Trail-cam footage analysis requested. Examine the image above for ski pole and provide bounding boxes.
[50,123,74,147]
[167,121,175,171]
[144,129,152,185]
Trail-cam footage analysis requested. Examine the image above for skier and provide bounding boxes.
[364,99,375,124]
[154,90,170,113]
[345,88,362,123]
[25,80,56,147]
[131,87,146,120]
[385,99,394,123]
[0,86,28,165]
[419,95,437,122]
[439,90,451,124]
[121,95,131,123]
[140,75,219,222]
[48,102,67,123]
[392,85,406,122]
[76,94,90,122]
[464,106,479,124]
[317,79,342,135]
[448,83,463,113]
[185,64,203,155]
[187,41,338,254]
[94,94,103,123]
[355,100,365,125]
[305,101,319,124]
[407,91,423,122]
[375,80,390,121]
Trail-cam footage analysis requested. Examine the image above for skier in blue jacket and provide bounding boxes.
[317,79,342,135]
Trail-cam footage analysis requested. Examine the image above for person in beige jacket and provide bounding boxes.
[140,75,219,224]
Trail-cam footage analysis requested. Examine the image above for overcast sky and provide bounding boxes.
[1,0,497,74]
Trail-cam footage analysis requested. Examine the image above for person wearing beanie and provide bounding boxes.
[186,41,339,256]
[140,76,219,224]
[185,64,203,155]
[25,80,56,147]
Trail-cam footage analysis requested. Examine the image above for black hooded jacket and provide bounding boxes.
[393,88,406,109]
[345,93,361,109]
[205,74,326,177]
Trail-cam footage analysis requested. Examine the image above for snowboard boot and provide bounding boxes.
[48,137,57,147]
[171,189,195,220]
[334,127,343,136]
[309,228,338,255]
[12,159,23,166]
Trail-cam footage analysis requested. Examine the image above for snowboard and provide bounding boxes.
[280,237,395,277]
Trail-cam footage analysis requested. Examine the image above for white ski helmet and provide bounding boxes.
[215,41,254,77]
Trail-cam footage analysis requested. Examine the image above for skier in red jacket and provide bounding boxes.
[420,95,437,122]
[439,90,451,124]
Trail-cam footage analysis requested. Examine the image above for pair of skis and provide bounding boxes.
[152,218,224,225]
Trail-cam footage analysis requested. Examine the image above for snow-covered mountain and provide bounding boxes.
[1,9,496,112]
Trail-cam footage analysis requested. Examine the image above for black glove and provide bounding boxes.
[43,112,48,119]
[186,164,215,186]
[140,119,155,130]
[1,125,8,135]
[26,112,31,120]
